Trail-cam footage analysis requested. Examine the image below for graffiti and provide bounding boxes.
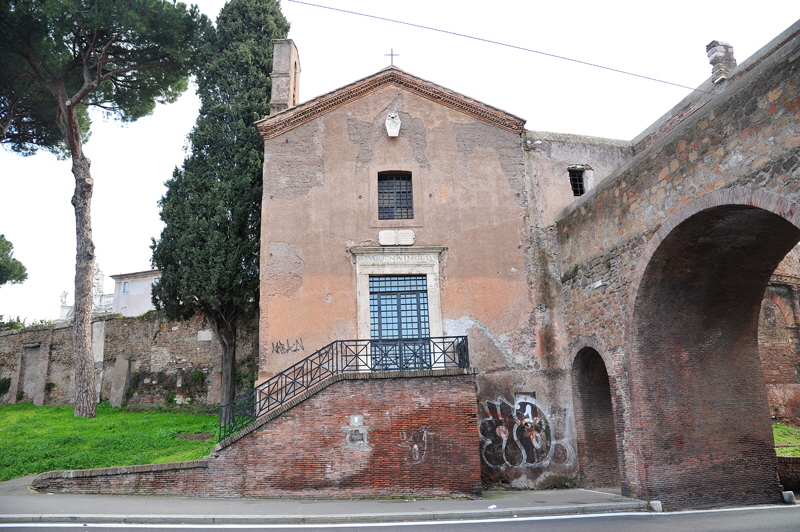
[479,394,552,469]
[398,427,435,464]
[271,338,304,354]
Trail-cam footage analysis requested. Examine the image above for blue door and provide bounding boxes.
[369,275,430,370]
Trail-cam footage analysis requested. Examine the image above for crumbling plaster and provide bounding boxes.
[259,85,536,385]
[525,131,632,226]
[262,119,325,201]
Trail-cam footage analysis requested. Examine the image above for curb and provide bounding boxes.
[0,501,649,525]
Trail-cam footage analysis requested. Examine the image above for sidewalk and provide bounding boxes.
[0,475,648,525]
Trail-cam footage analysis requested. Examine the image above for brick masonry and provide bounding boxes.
[760,247,800,418]
[31,371,482,498]
[777,456,800,492]
[571,347,619,488]
[556,23,800,507]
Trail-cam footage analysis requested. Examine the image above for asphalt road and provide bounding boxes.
[1,506,798,531]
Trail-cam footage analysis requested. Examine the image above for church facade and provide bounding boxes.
[256,40,634,489]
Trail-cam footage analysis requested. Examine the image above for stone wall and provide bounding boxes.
[0,313,258,408]
[31,371,481,498]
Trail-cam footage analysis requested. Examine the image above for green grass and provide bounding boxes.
[0,402,218,481]
[1,404,797,482]
[774,422,800,457]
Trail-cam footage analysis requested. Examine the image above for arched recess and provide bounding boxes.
[758,299,792,385]
[626,189,800,507]
[759,294,800,417]
[572,346,620,488]
[763,286,796,329]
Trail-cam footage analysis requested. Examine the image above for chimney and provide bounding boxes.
[706,40,736,84]
[270,39,301,115]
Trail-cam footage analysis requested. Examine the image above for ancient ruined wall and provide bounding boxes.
[774,244,800,278]
[103,314,229,407]
[555,22,800,507]
[1,322,87,406]
[32,372,481,498]
[42,325,77,405]
[463,132,635,490]
[0,313,257,408]
[558,21,800,405]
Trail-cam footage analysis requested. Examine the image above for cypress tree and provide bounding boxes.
[152,0,290,411]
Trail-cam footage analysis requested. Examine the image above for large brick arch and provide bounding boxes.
[623,188,800,507]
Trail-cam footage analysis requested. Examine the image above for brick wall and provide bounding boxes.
[555,22,800,507]
[778,456,800,492]
[572,347,619,488]
[759,263,800,418]
[31,371,482,498]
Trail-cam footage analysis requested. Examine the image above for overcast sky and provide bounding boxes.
[2,0,799,321]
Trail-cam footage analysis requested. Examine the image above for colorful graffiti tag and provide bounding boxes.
[479,394,552,468]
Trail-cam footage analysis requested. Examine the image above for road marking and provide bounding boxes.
[1,506,798,529]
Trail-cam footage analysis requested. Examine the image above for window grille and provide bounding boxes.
[369,275,430,370]
[378,172,413,220]
[569,169,585,196]
[369,275,429,341]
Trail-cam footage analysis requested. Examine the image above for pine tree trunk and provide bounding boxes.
[54,82,98,419]
[71,144,96,418]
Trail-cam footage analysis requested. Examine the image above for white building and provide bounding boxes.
[110,269,160,317]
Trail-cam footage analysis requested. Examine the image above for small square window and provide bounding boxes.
[378,172,413,220]
[568,169,585,197]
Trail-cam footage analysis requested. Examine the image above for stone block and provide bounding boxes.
[109,356,130,408]
[21,344,47,406]
[377,229,415,246]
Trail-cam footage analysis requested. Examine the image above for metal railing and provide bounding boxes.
[219,336,469,441]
